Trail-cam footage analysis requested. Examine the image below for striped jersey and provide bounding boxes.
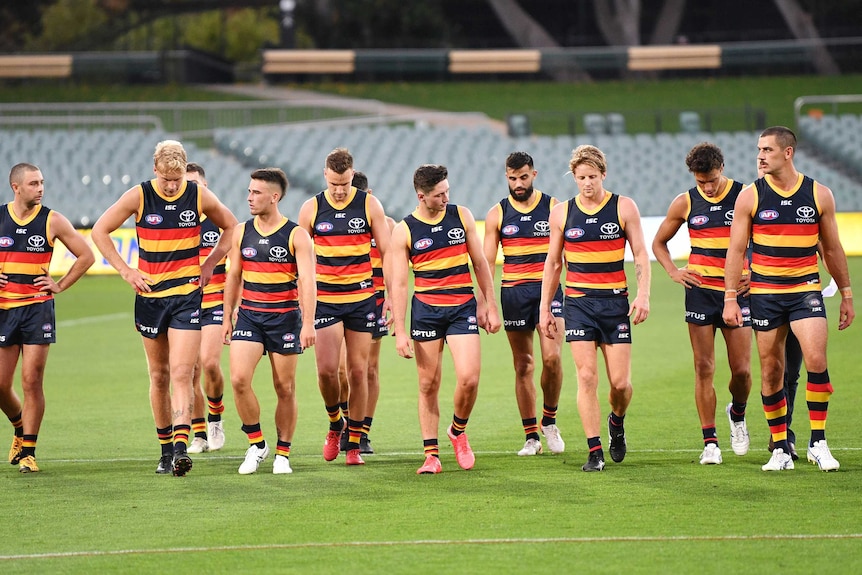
[200,216,227,309]
[750,174,821,295]
[0,203,55,310]
[136,179,201,298]
[238,216,300,313]
[686,179,746,291]
[309,187,375,305]
[403,204,474,307]
[494,191,555,287]
[370,237,384,305]
[561,192,627,298]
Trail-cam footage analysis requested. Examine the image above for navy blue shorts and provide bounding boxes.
[232,307,303,355]
[315,297,377,334]
[410,297,479,341]
[564,296,631,344]
[0,300,55,346]
[201,304,225,328]
[372,298,388,339]
[750,291,826,331]
[135,292,202,339]
[501,283,563,331]
[685,286,751,327]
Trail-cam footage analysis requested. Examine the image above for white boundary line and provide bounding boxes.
[57,312,130,328]
[2,533,861,561]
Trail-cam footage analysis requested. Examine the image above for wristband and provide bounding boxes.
[725,289,737,295]
[724,298,737,302]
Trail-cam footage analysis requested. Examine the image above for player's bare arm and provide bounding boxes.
[815,183,855,330]
[722,185,755,327]
[293,227,318,349]
[91,187,152,293]
[539,202,565,340]
[621,196,651,324]
[652,192,702,289]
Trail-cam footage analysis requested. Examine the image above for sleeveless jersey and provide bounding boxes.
[404,204,474,307]
[370,237,384,305]
[750,174,820,295]
[200,216,227,309]
[136,179,201,298]
[686,179,746,291]
[0,203,54,310]
[309,187,374,305]
[238,217,300,313]
[561,192,627,298]
[496,191,555,287]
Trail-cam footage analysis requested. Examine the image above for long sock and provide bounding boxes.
[340,401,349,421]
[326,404,344,431]
[173,424,191,452]
[522,417,540,441]
[541,404,558,427]
[276,440,291,458]
[21,434,37,458]
[191,417,207,440]
[206,395,224,423]
[423,439,439,459]
[729,401,747,422]
[609,411,625,430]
[8,412,23,438]
[157,426,173,456]
[806,370,832,445]
[702,425,718,446]
[762,389,789,453]
[450,414,468,436]
[587,435,603,457]
[346,418,363,450]
[241,423,265,448]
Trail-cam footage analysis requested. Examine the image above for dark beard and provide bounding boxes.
[509,185,533,202]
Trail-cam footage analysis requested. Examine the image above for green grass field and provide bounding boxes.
[2,260,861,574]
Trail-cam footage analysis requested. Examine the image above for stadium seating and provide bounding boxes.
[2,119,861,229]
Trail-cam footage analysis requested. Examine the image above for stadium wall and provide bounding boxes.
[48,214,862,276]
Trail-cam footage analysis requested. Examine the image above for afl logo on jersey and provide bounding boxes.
[242,247,257,258]
[565,228,585,239]
[0,237,14,248]
[145,214,163,225]
[282,333,295,342]
[315,222,334,233]
[502,224,519,236]
[414,238,433,250]
[759,209,779,221]
[690,215,709,226]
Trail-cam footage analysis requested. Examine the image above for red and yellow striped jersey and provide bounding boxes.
[238,216,300,313]
[0,203,55,310]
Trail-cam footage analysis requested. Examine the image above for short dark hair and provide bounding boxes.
[9,163,39,187]
[325,148,353,173]
[186,162,206,178]
[251,167,289,200]
[760,126,797,151]
[413,164,448,194]
[685,143,724,174]
[506,152,534,171]
[352,171,369,191]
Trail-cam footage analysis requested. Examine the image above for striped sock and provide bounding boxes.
[450,414,468,437]
[242,423,265,448]
[362,416,373,438]
[702,425,718,445]
[326,405,343,431]
[191,417,207,440]
[423,439,439,458]
[157,426,173,456]
[173,424,191,450]
[806,370,832,445]
[763,389,789,453]
[276,440,291,458]
[340,401,349,421]
[587,436,603,454]
[347,418,363,449]
[729,401,747,422]
[21,434,37,458]
[541,404,558,427]
[206,395,224,423]
[522,417,540,441]
[8,412,23,438]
